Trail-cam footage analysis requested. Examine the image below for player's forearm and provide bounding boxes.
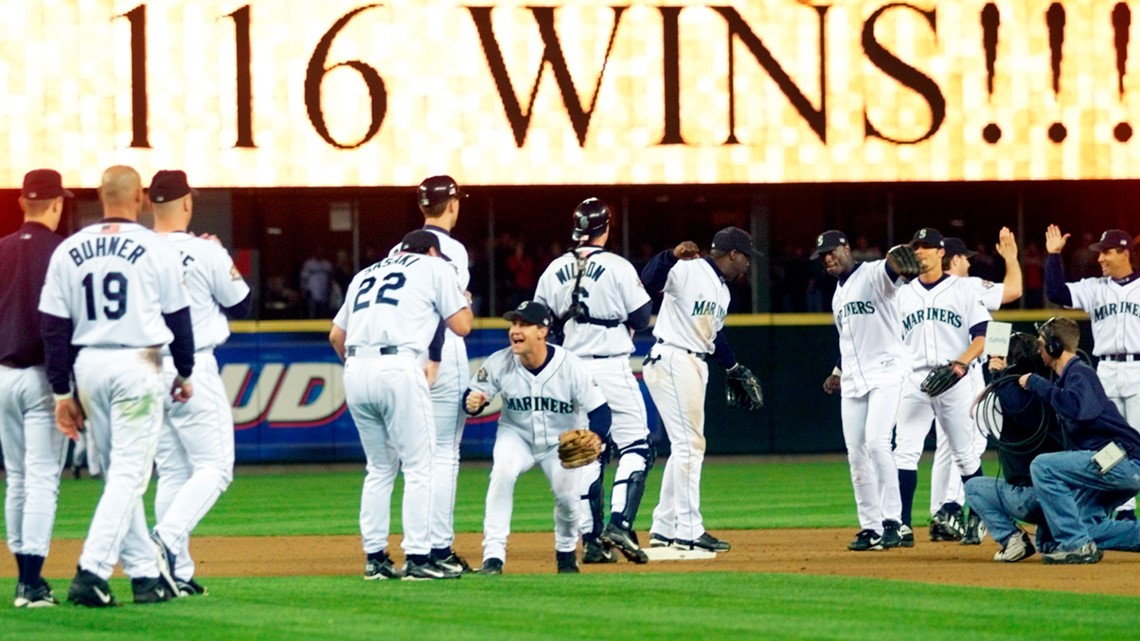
[428,321,446,361]
[162,307,196,378]
[221,292,253,320]
[710,332,737,370]
[40,313,75,395]
[956,333,986,365]
[1000,257,1023,304]
[1044,254,1072,307]
[626,301,652,332]
[587,403,612,440]
[640,250,676,293]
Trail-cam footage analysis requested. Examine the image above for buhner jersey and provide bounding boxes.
[534,247,650,356]
[1064,276,1140,357]
[39,220,188,346]
[334,252,467,359]
[897,274,992,371]
[165,233,250,351]
[652,258,729,354]
[469,344,606,452]
[831,260,909,398]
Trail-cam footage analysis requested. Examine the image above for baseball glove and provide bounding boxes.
[558,429,603,469]
[886,244,922,281]
[725,364,764,410]
[920,361,968,397]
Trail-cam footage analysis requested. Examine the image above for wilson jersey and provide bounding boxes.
[534,247,650,357]
[469,345,606,451]
[39,220,188,346]
[651,258,729,354]
[831,260,909,397]
[165,233,250,351]
[389,227,470,292]
[1063,276,1140,357]
[897,274,992,371]
[333,252,466,359]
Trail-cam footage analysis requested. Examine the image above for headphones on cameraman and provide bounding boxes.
[1036,318,1065,359]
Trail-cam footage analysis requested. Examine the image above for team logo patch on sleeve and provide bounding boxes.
[230,265,242,281]
[477,368,488,382]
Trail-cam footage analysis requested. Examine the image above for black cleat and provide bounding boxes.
[131,577,173,604]
[479,558,504,575]
[675,532,731,552]
[555,551,579,574]
[67,568,118,608]
[582,538,618,564]
[601,523,649,563]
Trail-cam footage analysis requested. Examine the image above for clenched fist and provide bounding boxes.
[673,241,700,260]
[465,390,488,414]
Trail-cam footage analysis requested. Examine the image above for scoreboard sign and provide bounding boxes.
[2,0,1138,186]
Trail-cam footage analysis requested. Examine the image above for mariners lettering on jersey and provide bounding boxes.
[1093,302,1140,322]
[555,260,606,284]
[691,300,726,319]
[837,300,876,321]
[901,307,963,333]
[68,236,146,266]
[503,395,574,414]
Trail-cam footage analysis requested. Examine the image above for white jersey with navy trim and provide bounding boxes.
[1064,276,1140,357]
[389,227,469,293]
[469,345,606,452]
[651,258,729,354]
[333,252,467,359]
[831,259,910,398]
[164,233,249,351]
[897,275,993,372]
[39,221,188,346]
[534,247,650,357]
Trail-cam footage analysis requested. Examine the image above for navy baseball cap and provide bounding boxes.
[418,175,466,208]
[943,237,977,258]
[399,229,450,261]
[810,230,848,259]
[910,227,946,248]
[503,300,552,327]
[148,170,198,203]
[711,227,763,259]
[21,169,73,200]
[1090,229,1133,252]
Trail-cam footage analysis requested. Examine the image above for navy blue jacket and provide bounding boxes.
[1025,358,1140,459]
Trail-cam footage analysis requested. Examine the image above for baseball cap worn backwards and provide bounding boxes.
[810,230,848,259]
[418,175,466,208]
[22,169,73,200]
[1090,229,1133,252]
[148,170,198,203]
[711,227,763,259]
[943,237,977,258]
[910,227,945,248]
[503,300,552,327]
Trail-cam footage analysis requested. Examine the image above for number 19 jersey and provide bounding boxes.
[333,252,467,359]
[39,220,189,347]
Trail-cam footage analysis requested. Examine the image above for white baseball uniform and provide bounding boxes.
[643,257,730,543]
[153,232,250,583]
[389,227,469,554]
[1056,267,1140,512]
[39,220,190,581]
[830,259,909,534]
[894,275,991,510]
[333,252,467,558]
[468,345,607,564]
[534,246,652,539]
[930,278,1003,515]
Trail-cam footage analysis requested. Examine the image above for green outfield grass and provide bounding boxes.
[6,456,1139,640]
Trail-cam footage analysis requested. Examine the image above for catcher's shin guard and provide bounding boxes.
[581,459,606,540]
[610,441,655,531]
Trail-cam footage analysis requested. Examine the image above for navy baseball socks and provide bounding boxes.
[898,469,918,528]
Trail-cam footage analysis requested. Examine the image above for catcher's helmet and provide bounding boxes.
[571,198,610,242]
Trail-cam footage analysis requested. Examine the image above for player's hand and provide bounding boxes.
[171,376,193,403]
[995,226,1018,261]
[673,241,700,260]
[194,232,222,245]
[425,361,440,387]
[465,391,487,414]
[55,398,84,441]
[464,290,474,305]
[1018,373,1031,389]
[1045,224,1069,254]
[822,374,841,395]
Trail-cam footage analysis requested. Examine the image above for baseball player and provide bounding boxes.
[928,230,1023,544]
[386,175,472,573]
[40,165,194,606]
[464,301,611,575]
[641,227,763,552]
[1043,226,1140,520]
[893,228,990,541]
[149,170,251,596]
[1,170,71,607]
[813,230,909,551]
[534,198,653,564]
[330,230,472,581]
